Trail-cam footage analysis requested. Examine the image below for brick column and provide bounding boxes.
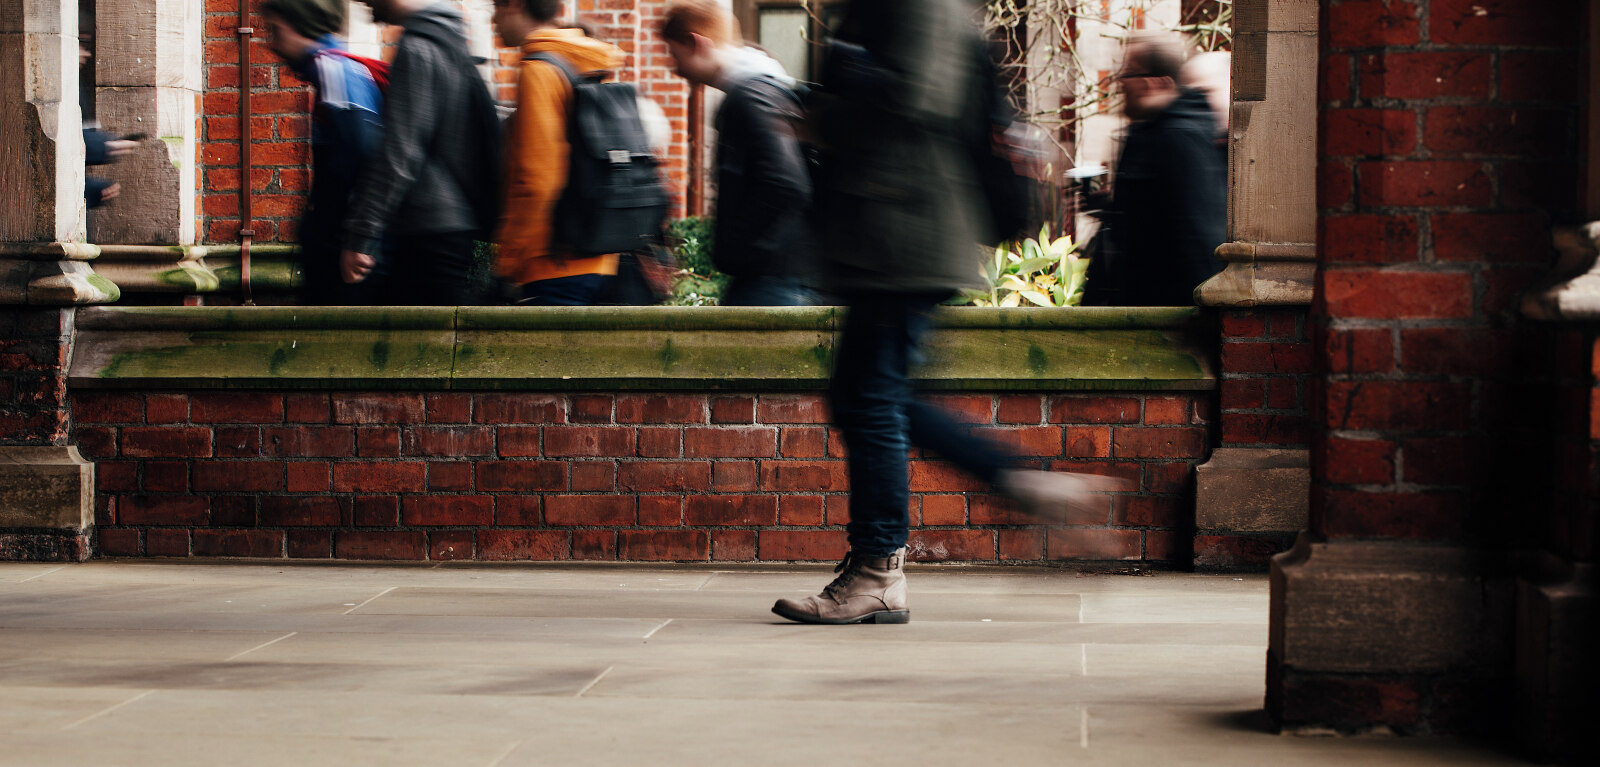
[1193,0,1317,569]
[1269,0,1588,740]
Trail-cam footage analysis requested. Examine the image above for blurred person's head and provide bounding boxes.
[1180,51,1230,132]
[358,0,428,25]
[261,0,347,61]
[1119,31,1183,121]
[660,0,738,86]
[491,0,562,47]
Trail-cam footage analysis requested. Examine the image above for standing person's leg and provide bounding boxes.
[772,291,937,625]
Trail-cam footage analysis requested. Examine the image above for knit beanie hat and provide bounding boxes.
[262,0,347,40]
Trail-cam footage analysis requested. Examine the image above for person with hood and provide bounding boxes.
[1094,32,1226,306]
[659,0,814,307]
[262,0,384,305]
[490,0,627,306]
[341,0,500,305]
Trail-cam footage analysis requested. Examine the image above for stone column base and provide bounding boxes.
[1268,533,1514,734]
[0,243,120,305]
[1515,556,1599,761]
[0,446,94,562]
[1194,447,1307,569]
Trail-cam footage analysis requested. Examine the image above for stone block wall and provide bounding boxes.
[72,389,1209,563]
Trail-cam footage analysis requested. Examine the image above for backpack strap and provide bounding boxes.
[523,52,581,87]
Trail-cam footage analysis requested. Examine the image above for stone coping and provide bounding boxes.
[69,306,1216,391]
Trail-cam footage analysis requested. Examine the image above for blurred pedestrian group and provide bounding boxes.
[163,0,1227,621]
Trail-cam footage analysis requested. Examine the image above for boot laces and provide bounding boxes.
[821,552,863,601]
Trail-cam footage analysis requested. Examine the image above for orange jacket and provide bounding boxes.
[495,29,625,285]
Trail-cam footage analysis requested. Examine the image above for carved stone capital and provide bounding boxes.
[1195,242,1316,307]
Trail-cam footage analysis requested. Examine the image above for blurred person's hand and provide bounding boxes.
[105,140,139,158]
[100,182,121,202]
[341,250,375,284]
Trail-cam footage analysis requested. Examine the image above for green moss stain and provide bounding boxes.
[1026,344,1048,375]
[370,341,391,370]
[154,266,220,292]
[86,273,121,302]
[659,338,680,371]
[268,346,290,376]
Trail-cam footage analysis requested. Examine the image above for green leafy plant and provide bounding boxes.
[958,226,1088,307]
[664,217,729,306]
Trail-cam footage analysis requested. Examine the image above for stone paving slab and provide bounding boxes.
[0,561,1531,766]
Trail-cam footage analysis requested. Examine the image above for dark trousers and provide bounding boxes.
[722,275,813,307]
[520,273,613,306]
[829,293,1012,556]
[379,230,477,306]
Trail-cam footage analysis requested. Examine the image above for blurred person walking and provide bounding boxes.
[262,0,385,305]
[659,0,815,307]
[340,0,500,305]
[492,0,661,306]
[771,0,1122,626]
[1084,33,1225,307]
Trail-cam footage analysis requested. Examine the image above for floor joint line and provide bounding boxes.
[576,665,615,697]
[62,690,153,731]
[18,566,66,583]
[643,618,672,639]
[485,739,524,767]
[226,632,297,662]
[695,573,717,591]
[344,586,396,615]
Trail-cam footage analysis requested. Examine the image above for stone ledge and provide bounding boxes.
[1195,242,1315,308]
[1196,447,1309,532]
[0,446,94,531]
[69,306,1217,391]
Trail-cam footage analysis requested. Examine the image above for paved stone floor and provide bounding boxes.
[0,561,1530,765]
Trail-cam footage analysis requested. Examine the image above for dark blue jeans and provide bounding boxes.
[829,293,1012,556]
[520,273,613,306]
[722,276,814,307]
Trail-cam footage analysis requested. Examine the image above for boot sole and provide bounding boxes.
[771,605,910,625]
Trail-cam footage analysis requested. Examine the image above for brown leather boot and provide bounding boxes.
[771,548,910,624]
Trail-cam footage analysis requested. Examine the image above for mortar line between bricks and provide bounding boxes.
[576,665,615,697]
[484,740,524,767]
[226,632,297,662]
[343,586,396,615]
[17,566,66,583]
[61,689,153,731]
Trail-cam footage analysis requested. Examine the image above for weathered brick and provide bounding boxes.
[1323,214,1419,264]
[261,496,345,527]
[355,426,401,457]
[1046,528,1141,560]
[1143,397,1192,425]
[260,426,353,457]
[619,529,710,561]
[1221,414,1311,447]
[779,495,826,526]
[1356,161,1491,208]
[331,393,425,425]
[425,393,472,424]
[999,529,1046,561]
[330,462,426,492]
[73,392,143,424]
[544,426,636,457]
[684,426,777,457]
[681,494,776,526]
[426,530,474,561]
[996,395,1043,424]
[1323,381,1472,432]
[758,529,846,561]
[119,495,209,526]
[918,494,966,526]
[97,528,141,557]
[636,427,682,457]
[427,461,473,491]
[190,393,284,423]
[337,530,426,560]
[637,495,683,526]
[495,496,542,526]
[1328,0,1420,48]
[760,461,848,492]
[779,427,828,458]
[1319,489,1464,539]
[713,529,759,561]
[285,461,331,492]
[544,495,637,526]
[1112,427,1208,459]
[756,395,830,424]
[1322,109,1416,157]
[284,393,329,423]
[194,529,284,558]
[908,460,988,492]
[143,461,189,492]
[907,530,994,561]
[617,460,712,492]
[570,461,615,491]
[401,426,495,457]
[474,393,564,423]
[145,394,189,424]
[145,529,191,557]
[209,495,257,526]
[215,426,262,457]
[476,461,566,492]
[1050,396,1141,424]
[569,394,614,423]
[1321,269,1473,320]
[1114,495,1185,527]
[1424,107,1567,159]
[402,495,494,526]
[1193,534,1293,569]
[1432,213,1550,264]
[1358,51,1490,100]
[1429,0,1575,46]
[615,394,707,424]
[709,396,755,423]
[193,461,285,491]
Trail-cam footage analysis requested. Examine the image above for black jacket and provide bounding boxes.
[1098,87,1226,306]
[343,3,499,254]
[711,73,812,279]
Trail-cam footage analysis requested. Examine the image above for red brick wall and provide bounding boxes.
[1315,0,1583,546]
[0,309,72,446]
[197,1,687,246]
[1219,308,1312,448]
[73,389,1209,562]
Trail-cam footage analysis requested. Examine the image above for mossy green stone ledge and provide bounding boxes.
[69,306,1214,391]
